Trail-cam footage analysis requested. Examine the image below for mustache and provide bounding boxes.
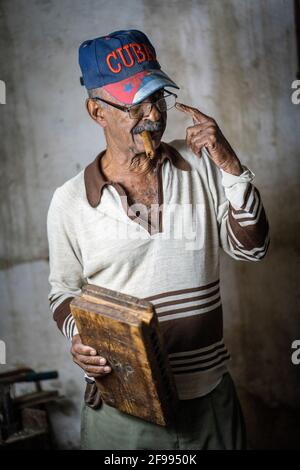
[132,120,163,135]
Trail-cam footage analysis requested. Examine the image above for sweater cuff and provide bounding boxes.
[53,296,74,333]
[53,296,79,340]
[220,165,256,209]
[220,164,255,187]
[73,323,79,336]
[84,373,95,384]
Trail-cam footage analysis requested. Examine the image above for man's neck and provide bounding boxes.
[101,143,160,181]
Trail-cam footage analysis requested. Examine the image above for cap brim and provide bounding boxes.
[102,69,179,105]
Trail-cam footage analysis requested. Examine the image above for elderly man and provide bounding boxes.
[47,29,270,450]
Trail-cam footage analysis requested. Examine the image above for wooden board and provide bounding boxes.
[70,284,178,426]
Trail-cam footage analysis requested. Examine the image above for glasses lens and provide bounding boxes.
[129,103,153,119]
[128,94,176,118]
[157,94,176,112]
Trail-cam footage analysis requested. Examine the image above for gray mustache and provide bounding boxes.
[132,120,163,135]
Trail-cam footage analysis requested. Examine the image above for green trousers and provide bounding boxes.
[80,373,247,450]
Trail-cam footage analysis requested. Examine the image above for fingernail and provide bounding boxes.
[104,366,111,372]
[90,350,97,356]
[100,358,106,365]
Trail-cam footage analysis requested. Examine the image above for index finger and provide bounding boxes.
[175,102,209,123]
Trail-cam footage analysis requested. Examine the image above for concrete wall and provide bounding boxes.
[0,0,299,449]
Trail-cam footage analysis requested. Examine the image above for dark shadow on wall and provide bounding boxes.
[221,191,300,449]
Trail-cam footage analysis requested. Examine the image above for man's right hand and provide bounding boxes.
[71,334,112,378]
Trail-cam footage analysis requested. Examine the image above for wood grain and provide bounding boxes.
[70,284,178,426]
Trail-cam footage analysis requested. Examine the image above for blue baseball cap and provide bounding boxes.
[79,29,179,105]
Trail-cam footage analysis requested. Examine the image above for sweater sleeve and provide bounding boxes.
[203,149,270,261]
[47,187,84,339]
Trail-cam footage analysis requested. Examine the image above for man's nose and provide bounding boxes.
[147,102,161,121]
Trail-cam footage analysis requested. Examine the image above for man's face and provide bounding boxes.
[97,89,167,157]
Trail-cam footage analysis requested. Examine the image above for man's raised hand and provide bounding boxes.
[175,102,243,175]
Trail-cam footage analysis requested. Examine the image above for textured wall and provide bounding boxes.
[0,0,299,449]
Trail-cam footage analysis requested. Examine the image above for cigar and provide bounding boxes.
[140,130,155,159]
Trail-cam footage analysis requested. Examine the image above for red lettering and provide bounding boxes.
[106,51,122,73]
[106,42,157,73]
[116,45,135,68]
[130,43,146,63]
[143,44,156,62]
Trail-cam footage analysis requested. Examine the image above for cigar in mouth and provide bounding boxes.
[140,130,155,159]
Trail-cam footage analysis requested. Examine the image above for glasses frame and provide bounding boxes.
[91,90,178,119]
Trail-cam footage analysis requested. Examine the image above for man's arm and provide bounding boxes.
[47,187,111,377]
[47,187,83,338]
[175,102,270,261]
[215,161,270,261]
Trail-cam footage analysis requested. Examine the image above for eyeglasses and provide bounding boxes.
[92,90,177,119]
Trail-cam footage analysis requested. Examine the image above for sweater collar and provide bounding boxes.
[84,141,191,208]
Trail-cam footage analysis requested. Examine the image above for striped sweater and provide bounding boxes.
[47,139,270,400]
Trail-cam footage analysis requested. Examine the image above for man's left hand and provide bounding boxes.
[175,102,243,175]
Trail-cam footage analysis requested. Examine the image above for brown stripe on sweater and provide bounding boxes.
[227,220,268,257]
[231,185,255,214]
[154,288,220,309]
[143,279,219,302]
[229,235,270,261]
[228,202,269,250]
[171,348,229,368]
[247,187,258,214]
[157,296,221,317]
[227,223,270,259]
[64,314,73,337]
[53,297,74,333]
[241,183,253,210]
[173,353,231,375]
[227,250,255,262]
[169,342,227,362]
[159,305,223,354]
[231,188,261,220]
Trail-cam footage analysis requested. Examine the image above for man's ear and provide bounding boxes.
[85,98,107,128]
